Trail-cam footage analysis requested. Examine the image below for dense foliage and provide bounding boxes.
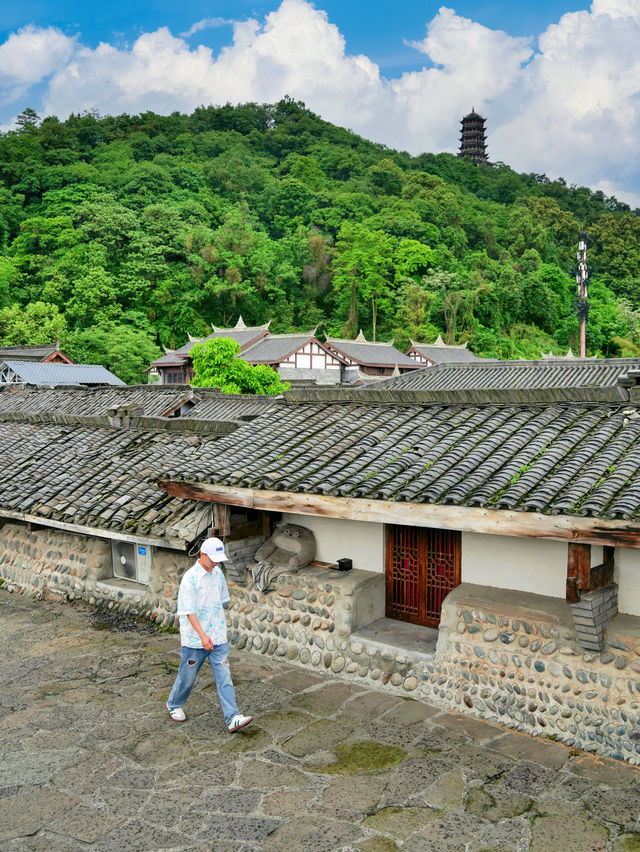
[1,99,639,381]
[191,337,288,394]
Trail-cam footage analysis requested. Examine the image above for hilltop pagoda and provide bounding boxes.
[458,109,489,163]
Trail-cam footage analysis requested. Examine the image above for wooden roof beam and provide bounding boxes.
[156,481,640,550]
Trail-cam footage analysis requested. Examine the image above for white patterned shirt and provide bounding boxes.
[176,560,230,648]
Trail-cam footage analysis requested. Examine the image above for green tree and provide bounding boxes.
[332,223,394,339]
[190,337,289,394]
[65,324,161,384]
[0,301,66,344]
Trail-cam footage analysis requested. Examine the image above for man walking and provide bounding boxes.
[166,537,253,732]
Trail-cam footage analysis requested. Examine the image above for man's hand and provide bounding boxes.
[186,613,214,651]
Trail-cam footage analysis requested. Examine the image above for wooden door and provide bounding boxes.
[385,525,461,627]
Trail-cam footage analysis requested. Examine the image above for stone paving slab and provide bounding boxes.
[1,590,640,851]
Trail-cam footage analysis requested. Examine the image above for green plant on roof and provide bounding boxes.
[510,462,532,485]
[488,484,508,505]
[572,463,618,511]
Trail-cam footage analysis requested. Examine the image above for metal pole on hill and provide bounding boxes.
[576,234,589,358]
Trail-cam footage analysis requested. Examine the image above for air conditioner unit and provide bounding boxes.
[112,540,152,584]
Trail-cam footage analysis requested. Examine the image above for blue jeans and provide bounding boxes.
[167,643,239,724]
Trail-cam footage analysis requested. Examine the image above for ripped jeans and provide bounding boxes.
[167,643,239,724]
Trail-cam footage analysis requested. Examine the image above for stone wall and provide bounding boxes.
[431,584,640,764]
[0,522,111,600]
[226,565,388,675]
[227,574,640,765]
[4,518,640,765]
[0,521,267,628]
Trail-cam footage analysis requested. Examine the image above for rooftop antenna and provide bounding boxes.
[576,233,589,357]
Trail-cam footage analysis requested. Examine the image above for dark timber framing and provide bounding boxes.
[157,481,640,549]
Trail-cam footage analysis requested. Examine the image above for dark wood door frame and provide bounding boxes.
[385,525,461,628]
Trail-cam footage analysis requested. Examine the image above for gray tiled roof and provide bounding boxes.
[175,399,640,520]
[182,394,284,420]
[0,344,66,362]
[149,352,188,368]
[0,418,213,543]
[1,361,125,386]
[0,386,197,418]
[325,338,419,368]
[0,385,283,423]
[409,343,480,364]
[376,358,640,394]
[242,334,316,363]
[173,327,269,356]
[3,392,640,548]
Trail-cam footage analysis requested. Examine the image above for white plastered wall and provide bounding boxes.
[615,549,640,617]
[462,533,567,598]
[282,513,384,573]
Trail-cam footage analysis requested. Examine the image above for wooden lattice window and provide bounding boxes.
[385,525,461,627]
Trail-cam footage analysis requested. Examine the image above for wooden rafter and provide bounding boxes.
[157,480,640,549]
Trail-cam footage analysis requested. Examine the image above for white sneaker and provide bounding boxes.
[166,703,186,722]
[228,713,253,733]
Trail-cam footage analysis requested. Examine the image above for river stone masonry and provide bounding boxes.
[433,584,640,765]
[225,565,386,674]
[226,575,640,765]
[3,519,640,765]
[0,522,264,628]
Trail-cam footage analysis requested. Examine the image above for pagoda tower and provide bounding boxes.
[458,109,489,163]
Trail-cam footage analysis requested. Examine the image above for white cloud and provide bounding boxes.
[0,25,75,101]
[1,1,640,203]
[180,18,233,38]
[392,8,533,152]
[492,1,640,200]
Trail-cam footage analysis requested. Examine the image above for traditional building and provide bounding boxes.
[375,356,640,400]
[406,335,480,366]
[241,332,348,384]
[148,318,271,385]
[149,321,420,385]
[0,343,72,364]
[0,383,282,421]
[5,361,640,763]
[323,331,420,378]
[458,109,489,163]
[0,360,124,387]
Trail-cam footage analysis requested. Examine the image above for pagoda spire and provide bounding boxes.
[458,109,489,163]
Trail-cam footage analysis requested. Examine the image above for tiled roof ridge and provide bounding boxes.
[426,356,640,371]
[261,330,317,339]
[242,331,317,354]
[0,384,200,395]
[211,321,271,333]
[325,335,399,348]
[0,410,238,435]
[284,385,632,405]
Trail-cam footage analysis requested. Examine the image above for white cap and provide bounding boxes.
[200,537,229,562]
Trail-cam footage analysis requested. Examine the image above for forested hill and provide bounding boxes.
[1,99,639,382]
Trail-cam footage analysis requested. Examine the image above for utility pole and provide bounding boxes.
[576,234,589,358]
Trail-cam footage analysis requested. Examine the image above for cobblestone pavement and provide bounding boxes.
[2,591,640,852]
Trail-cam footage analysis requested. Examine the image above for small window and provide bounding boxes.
[112,541,152,584]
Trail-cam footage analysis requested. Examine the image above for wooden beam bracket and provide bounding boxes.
[156,480,640,550]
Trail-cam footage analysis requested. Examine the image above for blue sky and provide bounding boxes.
[1,2,585,72]
[1,0,639,204]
